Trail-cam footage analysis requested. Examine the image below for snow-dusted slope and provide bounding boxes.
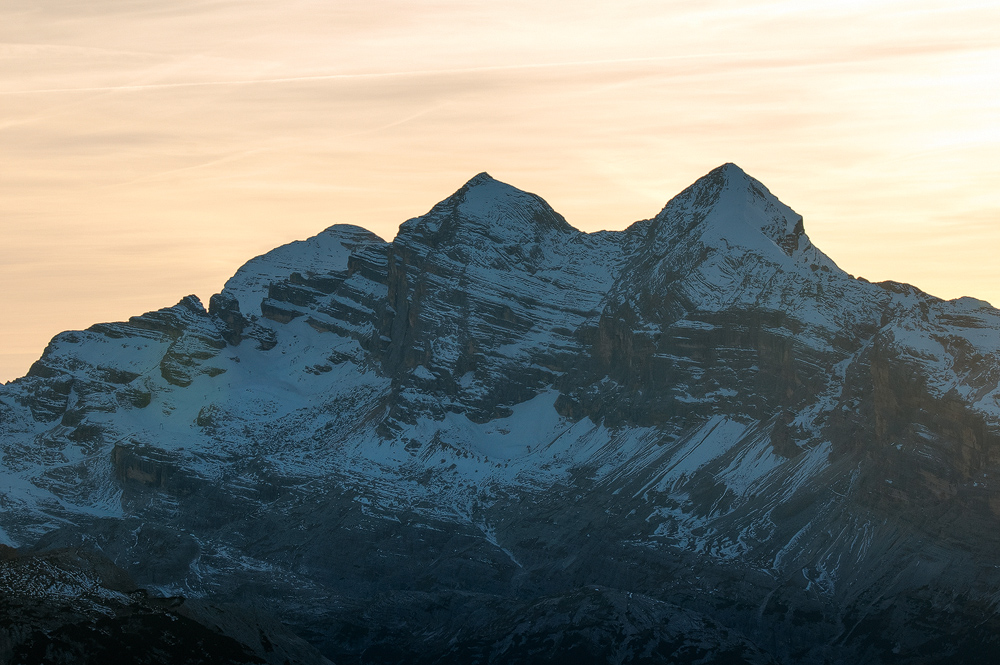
[221,224,383,316]
[2,165,1000,664]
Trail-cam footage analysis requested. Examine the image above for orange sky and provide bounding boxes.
[2,0,999,382]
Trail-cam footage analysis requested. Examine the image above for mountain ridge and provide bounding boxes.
[2,165,1000,663]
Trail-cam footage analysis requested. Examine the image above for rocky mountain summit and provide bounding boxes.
[3,164,1000,663]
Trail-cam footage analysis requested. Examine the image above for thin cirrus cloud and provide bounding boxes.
[1,0,998,381]
[4,55,766,95]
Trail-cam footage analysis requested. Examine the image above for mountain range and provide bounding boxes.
[3,164,1000,664]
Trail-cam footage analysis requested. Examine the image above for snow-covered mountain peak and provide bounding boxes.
[713,163,804,249]
[463,171,495,187]
[220,223,383,317]
[644,163,839,277]
[396,174,574,251]
[652,164,794,245]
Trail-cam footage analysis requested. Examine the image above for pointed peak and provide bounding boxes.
[718,162,749,176]
[396,173,574,248]
[715,163,759,190]
[692,162,754,192]
[453,171,520,201]
[464,172,495,188]
[649,163,817,261]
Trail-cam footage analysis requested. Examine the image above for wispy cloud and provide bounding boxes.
[0,54,762,95]
[1,0,999,380]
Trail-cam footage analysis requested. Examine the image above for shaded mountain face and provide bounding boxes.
[0,544,331,665]
[3,164,1000,664]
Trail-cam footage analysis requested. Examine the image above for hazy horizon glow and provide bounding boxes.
[2,0,999,381]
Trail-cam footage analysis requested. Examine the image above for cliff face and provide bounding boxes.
[3,164,1000,663]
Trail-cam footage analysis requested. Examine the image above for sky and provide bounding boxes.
[2,0,999,382]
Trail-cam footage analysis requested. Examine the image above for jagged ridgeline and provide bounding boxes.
[3,164,1000,664]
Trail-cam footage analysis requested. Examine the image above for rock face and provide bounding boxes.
[3,164,1000,664]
